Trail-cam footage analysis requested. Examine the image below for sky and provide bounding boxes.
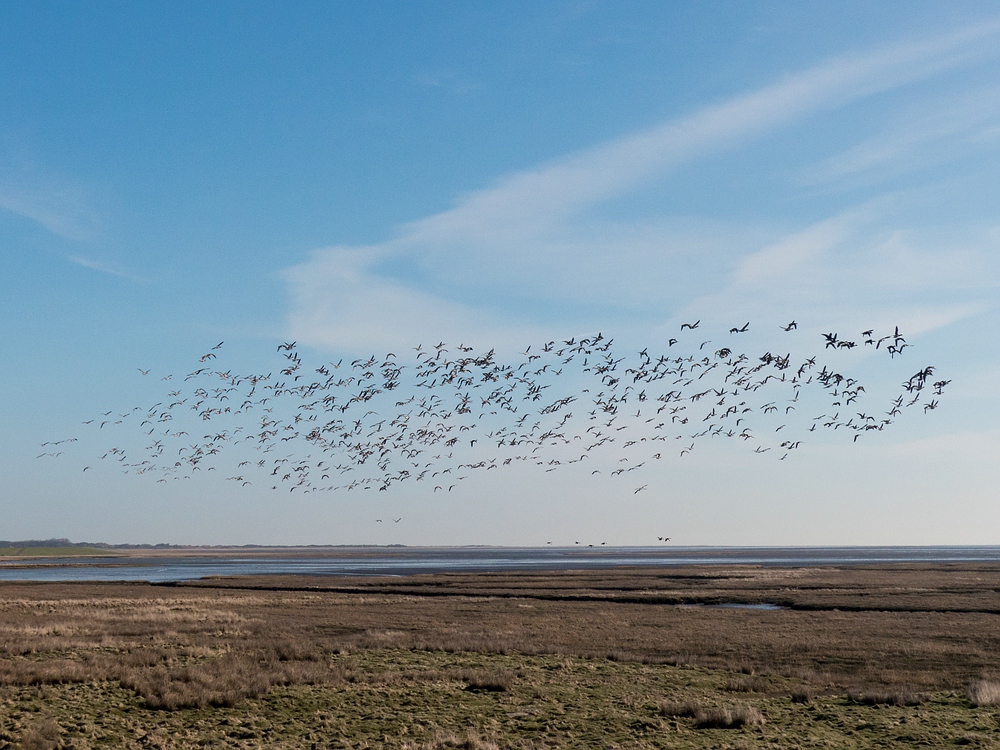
[3,1,1000,546]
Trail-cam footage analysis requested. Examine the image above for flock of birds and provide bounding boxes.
[45,322,947,508]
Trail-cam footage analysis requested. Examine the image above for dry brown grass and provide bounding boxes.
[790,686,814,703]
[967,678,1000,707]
[658,699,766,728]
[399,730,503,750]
[0,563,999,713]
[193,562,1000,613]
[659,699,704,718]
[457,667,518,692]
[846,687,926,706]
[116,650,342,709]
[18,716,60,750]
[694,704,766,729]
[724,675,770,693]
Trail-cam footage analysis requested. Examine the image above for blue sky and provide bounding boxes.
[3,2,999,545]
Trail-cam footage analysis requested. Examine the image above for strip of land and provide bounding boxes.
[0,546,119,559]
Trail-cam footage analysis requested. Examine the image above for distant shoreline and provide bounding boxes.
[2,543,999,563]
[2,545,1000,585]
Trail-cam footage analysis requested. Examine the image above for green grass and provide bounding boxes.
[2,650,999,749]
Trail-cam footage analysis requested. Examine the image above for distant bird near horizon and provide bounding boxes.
[45,322,946,501]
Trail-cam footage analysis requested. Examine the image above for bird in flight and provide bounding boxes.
[61,321,945,508]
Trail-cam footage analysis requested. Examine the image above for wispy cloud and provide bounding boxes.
[0,163,101,241]
[804,86,1000,187]
[283,19,1000,352]
[677,195,996,340]
[412,69,478,95]
[282,246,549,351]
[67,255,146,283]
[402,18,1000,244]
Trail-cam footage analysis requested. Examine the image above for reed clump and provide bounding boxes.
[19,716,60,750]
[658,699,765,728]
[847,688,925,706]
[790,686,814,703]
[967,679,1000,707]
[725,675,770,693]
[457,668,517,692]
[400,730,501,750]
[694,704,766,729]
[116,651,341,709]
[658,699,704,718]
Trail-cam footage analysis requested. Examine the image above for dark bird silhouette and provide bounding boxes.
[64,322,945,507]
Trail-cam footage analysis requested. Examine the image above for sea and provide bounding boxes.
[1,546,999,583]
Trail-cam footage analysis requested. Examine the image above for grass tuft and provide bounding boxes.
[847,688,925,706]
[967,679,1000,707]
[460,668,516,692]
[694,704,766,729]
[660,699,765,729]
[401,730,500,749]
[658,699,704,718]
[20,716,60,750]
[725,675,769,693]
[790,686,814,703]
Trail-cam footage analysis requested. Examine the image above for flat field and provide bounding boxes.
[2,564,1000,748]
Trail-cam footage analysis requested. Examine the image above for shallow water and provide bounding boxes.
[706,602,787,610]
[1,545,998,583]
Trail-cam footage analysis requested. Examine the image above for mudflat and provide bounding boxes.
[2,564,1000,748]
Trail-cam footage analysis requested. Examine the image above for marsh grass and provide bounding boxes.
[846,688,926,706]
[0,647,996,748]
[694,704,766,729]
[400,730,503,750]
[790,686,814,703]
[116,651,341,709]
[1,566,1000,746]
[459,668,517,692]
[659,699,704,718]
[967,679,1000,707]
[2,567,1000,708]
[724,675,770,693]
[18,716,60,750]
[659,699,765,729]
